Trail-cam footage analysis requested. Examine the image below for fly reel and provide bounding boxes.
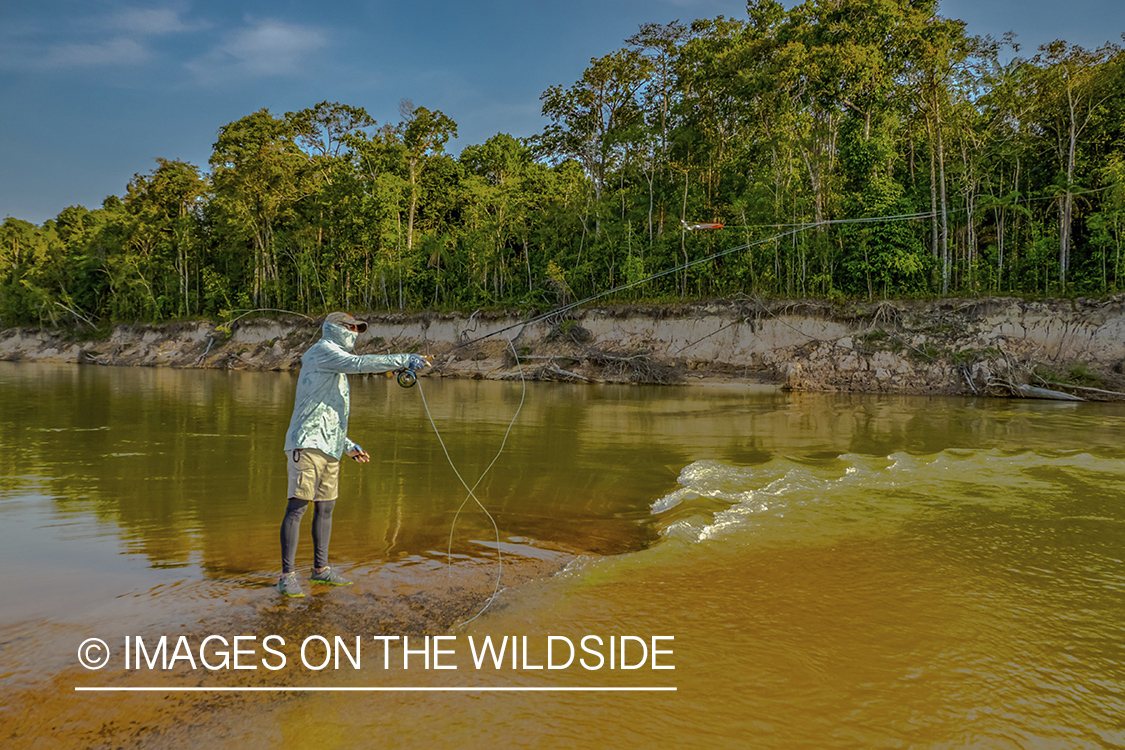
[395,368,418,388]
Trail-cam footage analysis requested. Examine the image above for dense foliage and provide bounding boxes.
[4,0,1125,327]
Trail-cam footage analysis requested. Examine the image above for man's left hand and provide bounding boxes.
[347,448,370,463]
[406,354,432,371]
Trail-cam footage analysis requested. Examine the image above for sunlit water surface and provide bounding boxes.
[1,362,1123,749]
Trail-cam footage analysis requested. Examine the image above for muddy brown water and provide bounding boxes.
[1,361,1123,749]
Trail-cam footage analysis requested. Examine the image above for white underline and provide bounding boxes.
[75,686,675,692]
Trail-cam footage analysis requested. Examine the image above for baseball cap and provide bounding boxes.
[325,312,369,333]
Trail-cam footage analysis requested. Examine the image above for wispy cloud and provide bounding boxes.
[103,7,206,36]
[37,37,152,68]
[1,5,204,71]
[186,18,330,83]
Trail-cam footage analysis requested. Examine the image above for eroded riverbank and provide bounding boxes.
[3,296,1124,398]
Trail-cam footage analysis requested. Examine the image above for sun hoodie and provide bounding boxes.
[283,319,416,460]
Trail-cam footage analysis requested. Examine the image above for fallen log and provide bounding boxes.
[548,366,592,382]
[1012,384,1085,401]
[1049,383,1125,401]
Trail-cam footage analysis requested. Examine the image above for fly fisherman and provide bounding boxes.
[278,311,429,598]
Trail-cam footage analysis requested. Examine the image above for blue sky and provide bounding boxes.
[2,0,1122,225]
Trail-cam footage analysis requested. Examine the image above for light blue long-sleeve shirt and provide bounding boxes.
[283,320,414,459]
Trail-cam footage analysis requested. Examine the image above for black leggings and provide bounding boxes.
[280,498,336,574]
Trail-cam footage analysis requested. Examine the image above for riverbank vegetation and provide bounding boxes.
[3,0,1124,328]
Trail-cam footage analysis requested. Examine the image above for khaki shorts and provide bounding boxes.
[286,448,340,502]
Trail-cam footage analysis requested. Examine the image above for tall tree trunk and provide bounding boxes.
[524,237,531,291]
[995,206,1005,287]
[936,100,950,295]
[801,148,825,227]
[927,117,939,264]
[680,170,689,297]
[407,160,418,252]
[645,167,655,244]
[1060,122,1078,285]
[962,145,978,289]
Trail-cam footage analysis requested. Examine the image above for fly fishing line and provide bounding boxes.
[414,337,525,626]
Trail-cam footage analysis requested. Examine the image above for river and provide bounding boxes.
[1,361,1123,749]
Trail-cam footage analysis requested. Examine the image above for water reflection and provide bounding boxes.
[3,363,1124,582]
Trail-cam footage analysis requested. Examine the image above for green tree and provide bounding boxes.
[1029,41,1121,286]
[286,101,378,311]
[209,109,308,307]
[461,134,539,301]
[398,100,458,254]
[122,159,207,317]
[540,48,654,240]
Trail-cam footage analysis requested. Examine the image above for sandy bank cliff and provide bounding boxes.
[2,297,1124,400]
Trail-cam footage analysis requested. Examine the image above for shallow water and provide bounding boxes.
[1,362,1123,748]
